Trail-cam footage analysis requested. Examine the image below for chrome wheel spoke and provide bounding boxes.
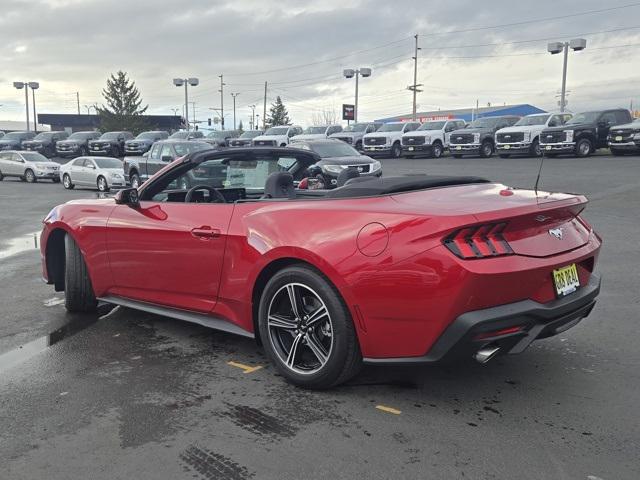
[268,314,297,330]
[305,333,329,366]
[286,284,302,319]
[286,334,303,368]
[305,305,328,328]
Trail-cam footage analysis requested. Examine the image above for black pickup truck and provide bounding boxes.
[539,108,633,157]
[22,131,69,158]
[123,140,211,188]
[88,131,134,157]
[448,115,521,158]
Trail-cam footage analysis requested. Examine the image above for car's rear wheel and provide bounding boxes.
[130,173,141,188]
[63,174,74,189]
[258,265,361,389]
[432,142,444,158]
[97,176,109,192]
[24,169,36,183]
[64,234,97,313]
[575,138,593,157]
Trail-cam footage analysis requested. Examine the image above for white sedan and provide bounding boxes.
[60,156,125,192]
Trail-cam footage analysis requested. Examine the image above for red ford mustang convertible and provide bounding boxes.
[41,147,601,388]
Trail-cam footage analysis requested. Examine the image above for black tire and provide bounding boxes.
[479,140,494,158]
[130,172,141,189]
[575,138,593,158]
[499,154,511,158]
[610,148,626,156]
[258,264,362,389]
[391,142,402,158]
[452,154,463,158]
[97,176,109,192]
[529,138,541,157]
[64,234,97,313]
[24,169,37,183]
[63,174,74,189]
[432,142,444,158]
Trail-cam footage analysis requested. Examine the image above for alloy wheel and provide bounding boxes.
[433,143,443,158]
[97,177,107,192]
[577,140,591,157]
[63,174,71,189]
[267,283,334,375]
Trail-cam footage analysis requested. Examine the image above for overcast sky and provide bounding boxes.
[1,0,639,128]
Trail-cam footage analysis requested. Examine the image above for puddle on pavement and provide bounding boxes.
[0,304,117,374]
[0,232,40,260]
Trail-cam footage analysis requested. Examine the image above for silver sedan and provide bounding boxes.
[59,156,125,192]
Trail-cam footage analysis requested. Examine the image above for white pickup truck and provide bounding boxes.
[291,125,343,143]
[401,119,466,158]
[362,121,421,158]
[496,112,573,157]
[252,125,303,147]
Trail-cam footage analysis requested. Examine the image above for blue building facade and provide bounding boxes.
[375,104,546,123]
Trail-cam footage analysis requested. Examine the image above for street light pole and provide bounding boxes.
[248,104,256,130]
[343,68,371,123]
[173,77,199,131]
[13,82,30,131]
[230,93,239,130]
[547,38,586,113]
[219,75,225,130]
[29,82,39,132]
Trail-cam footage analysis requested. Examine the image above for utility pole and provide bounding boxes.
[407,34,423,121]
[76,92,80,115]
[248,104,256,130]
[230,93,239,130]
[219,75,225,130]
[263,81,268,130]
[32,88,37,132]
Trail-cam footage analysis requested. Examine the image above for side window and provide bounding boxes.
[365,125,375,133]
[548,115,561,127]
[445,122,456,132]
[0,152,9,160]
[83,159,95,168]
[149,144,162,160]
[160,144,173,161]
[615,111,630,124]
[563,114,573,124]
[11,153,23,162]
[600,112,617,125]
[72,158,84,166]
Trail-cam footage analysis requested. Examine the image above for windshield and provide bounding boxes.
[515,115,550,126]
[417,121,446,131]
[2,132,28,140]
[206,131,226,139]
[566,112,600,125]
[468,117,500,128]
[304,127,327,134]
[68,132,95,140]
[344,123,368,132]
[94,158,122,168]
[136,132,161,140]
[309,142,360,158]
[378,123,404,132]
[100,132,120,140]
[21,152,49,162]
[169,131,189,139]
[239,131,263,139]
[173,142,211,157]
[32,133,53,141]
[265,127,289,135]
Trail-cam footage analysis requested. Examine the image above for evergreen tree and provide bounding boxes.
[97,71,149,134]
[238,119,244,132]
[266,96,291,127]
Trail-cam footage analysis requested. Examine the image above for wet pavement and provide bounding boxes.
[1,154,639,479]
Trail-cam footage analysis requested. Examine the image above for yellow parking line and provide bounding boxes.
[227,361,263,374]
[376,405,402,415]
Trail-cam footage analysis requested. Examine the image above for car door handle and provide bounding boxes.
[190,227,220,239]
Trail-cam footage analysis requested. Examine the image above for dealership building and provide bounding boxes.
[375,104,546,123]
[36,113,184,133]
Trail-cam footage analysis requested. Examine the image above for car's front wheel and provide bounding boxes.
[63,174,74,189]
[64,234,97,312]
[24,169,36,183]
[480,140,494,158]
[130,173,141,188]
[391,142,402,158]
[97,176,109,192]
[258,265,362,389]
[575,138,593,157]
[432,141,443,158]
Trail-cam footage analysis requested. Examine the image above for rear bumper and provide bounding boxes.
[363,272,601,365]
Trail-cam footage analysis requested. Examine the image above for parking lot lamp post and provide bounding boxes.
[28,82,39,132]
[173,78,199,131]
[547,39,586,113]
[13,82,30,131]
[231,93,239,130]
[343,68,372,123]
[248,104,256,130]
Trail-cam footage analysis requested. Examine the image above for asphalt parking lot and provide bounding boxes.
[1,152,639,480]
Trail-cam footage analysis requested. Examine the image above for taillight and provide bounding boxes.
[443,222,513,259]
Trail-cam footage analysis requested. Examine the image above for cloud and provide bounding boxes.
[0,0,638,124]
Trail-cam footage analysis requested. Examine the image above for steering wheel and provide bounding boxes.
[185,185,226,203]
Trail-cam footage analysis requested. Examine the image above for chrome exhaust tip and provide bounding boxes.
[474,345,501,364]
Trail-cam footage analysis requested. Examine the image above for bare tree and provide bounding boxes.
[310,108,339,126]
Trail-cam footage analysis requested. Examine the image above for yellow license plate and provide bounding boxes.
[503,145,511,150]
[545,145,552,150]
[615,136,623,141]
[553,264,580,297]
[455,146,461,150]
[408,146,414,151]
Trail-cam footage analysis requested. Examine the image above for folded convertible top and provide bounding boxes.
[325,175,490,198]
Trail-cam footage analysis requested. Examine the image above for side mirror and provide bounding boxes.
[115,188,140,208]
[161,155,173,163]
[142,151,149,158]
